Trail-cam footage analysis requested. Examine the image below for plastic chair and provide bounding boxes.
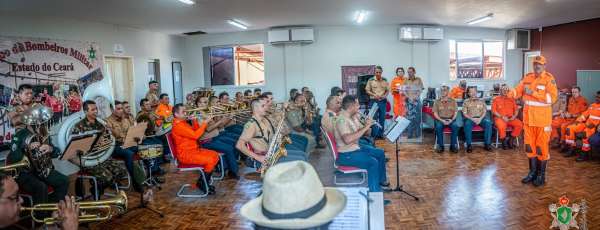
[321,127,367,186]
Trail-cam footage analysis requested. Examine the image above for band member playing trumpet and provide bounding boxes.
[72,100,128,197]
[7,106,69,205]
[236,99,307,168]
[172,104,220,194]
[0,173,79,230]
[8,84,36,131]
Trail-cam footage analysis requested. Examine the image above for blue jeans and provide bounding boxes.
[225,124,244,134]
[464,118,492,145]
[311,115,322,144]
[359,137,374,147]
[336,147,387,192]
[434,119,459,148]
[369,99,387,137]
[113,145,138,177]
[289,134,308,152]
[202,139,239,175]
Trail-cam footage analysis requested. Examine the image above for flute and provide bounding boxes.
[358,112,383,129]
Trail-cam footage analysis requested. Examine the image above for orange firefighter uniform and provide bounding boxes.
[551,95,588,140]
[449,86,465,99]
[172,118,219,172]
[390,76,406,117]
[491,95,523,139]
[512,63,558,160]
[155,103,173,126]
[564,103,600,151]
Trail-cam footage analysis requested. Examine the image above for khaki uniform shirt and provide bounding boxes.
[365,77,389,99]
[462,98,487,118]
[404,77,424,100]
[433,98,457,119]
[240,116,276,154]
[286,106,305,129]
[145,90,159,108]
[106,114,133,143]
[321,109,337,134]
[334,111,361,152]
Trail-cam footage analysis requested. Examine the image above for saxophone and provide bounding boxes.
[260,110,292,177]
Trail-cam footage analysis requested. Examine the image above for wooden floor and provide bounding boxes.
[90,135,600,230]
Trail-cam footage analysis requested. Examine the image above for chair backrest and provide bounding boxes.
[165,133,180,167]
[321,126,340,169]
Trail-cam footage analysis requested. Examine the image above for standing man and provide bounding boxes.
[145,80,160,109]
[462,87,493,152]
[514,56,558,187]
[432,86,459,153]
[492,85,523,150]
[450,80,467,99]
[390,67,406,117]
[365,66,389,138]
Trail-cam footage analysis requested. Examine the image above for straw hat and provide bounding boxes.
[240,161,346,229]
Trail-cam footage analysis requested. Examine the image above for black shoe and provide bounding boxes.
[466,145,473,153]
[576,151,589,162]
[450,146,458,153]
[564,148,576,157]
[484,144,493,151]
[227,171,240,180]
[560,145,570,153]
[436,147,444,153]
[533,159,547,187]
[521,157,537,184]
[208,185,216,195]
[500,138,507,150]
[380,182,391,187]
[385,157,390,163]
[507,136,515,149]
[196,177,207,194]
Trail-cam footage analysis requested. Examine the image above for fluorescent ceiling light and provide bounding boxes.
[467,13,494,25]
[178,0,195,5]
[354,10,368,24]
[227,19,248,30]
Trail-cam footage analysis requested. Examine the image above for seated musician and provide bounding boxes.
[334,95,390,192]
[171,104,220,194]
[154,93,173,127]
[236,99,307,168]
[0,173,78,230]
[194,96,240,180]
[288,88,299,103]
[122,101,135,121]
[243,89,253,97]
[71,100,128,197]
[286,93,317,153]
[261,93,308,153]
[322,94,376,148]
[304,89,324,148]
[7,106,69,205]
[8,84,36,131]
[253,88,262,97]
[137,98,171,163]
[234,92,244,103]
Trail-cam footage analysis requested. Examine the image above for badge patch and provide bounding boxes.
[549,195,588,229]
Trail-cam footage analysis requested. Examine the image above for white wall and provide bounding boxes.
[184,25,523,108]
[0,13,185,112]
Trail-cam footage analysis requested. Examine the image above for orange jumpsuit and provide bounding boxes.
[449,86,465,99]
[491,95,523,139]
[551,96,588,140]
[172,118,219,172]
[390,76,406,117]
[155,103,173,126]
[512,71,558,160]
[564,103,600,151]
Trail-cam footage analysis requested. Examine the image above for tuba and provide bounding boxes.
[260,110,292,177]
[52,75,115,167]
[21,105,54,178]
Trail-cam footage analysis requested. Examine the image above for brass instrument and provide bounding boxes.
[21,190,128,225]
[0,157,30,178]
[21,105,54,178]
[358,112,383,129]
[260,109,291,177]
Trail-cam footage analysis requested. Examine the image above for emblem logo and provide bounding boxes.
[549,195,588,230]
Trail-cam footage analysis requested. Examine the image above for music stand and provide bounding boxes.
[384,116,420,201]
[62,133,98,201]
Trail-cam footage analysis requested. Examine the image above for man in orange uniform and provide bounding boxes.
[492,85,523,150]
[553,87,588,149]
[171,104,220,194]
[563,91,600,161]
[390,67,406,117]
[155,93,173,127]
[449,80,467,99]
[513,55,557,187]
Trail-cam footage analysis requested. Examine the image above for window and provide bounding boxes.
[209,44,265,86]
[449,40,504,80]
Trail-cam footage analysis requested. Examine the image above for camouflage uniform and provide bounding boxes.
[72,118,128,188]
[286,105,316,152]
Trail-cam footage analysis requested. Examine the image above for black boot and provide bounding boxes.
[500,138,507,150]
[466,144,473,153]
[564,147,576,157]
[196,173,211,194]
[436,146,445,153]
[576,150,589,162]
[206,172,216,195]
[521,157,537,184]
[533,159,547,187]
[507,136,514,149]
[484,144,493,151]
[560,144,570,153]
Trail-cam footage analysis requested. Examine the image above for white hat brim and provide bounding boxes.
[240,188,347,229]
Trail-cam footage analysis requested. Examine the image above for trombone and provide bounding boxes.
[21,191,128,225]
[0,157,30,178]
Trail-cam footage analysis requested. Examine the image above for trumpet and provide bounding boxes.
[21,191,128,225]
[358,112,383,129]
[0,157,30,178]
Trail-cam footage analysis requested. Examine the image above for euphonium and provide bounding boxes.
[0,157,30,178]
[21,191,128,225]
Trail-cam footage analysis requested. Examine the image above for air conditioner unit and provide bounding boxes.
[268,27,314,44]
[507,29,530,50]
[399,26,443,42]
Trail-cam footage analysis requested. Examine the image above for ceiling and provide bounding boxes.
[1,0,599,35]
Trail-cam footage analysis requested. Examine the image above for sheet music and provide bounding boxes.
[329,187,369,230]
[367,103,378,119]
[385,116,411,142]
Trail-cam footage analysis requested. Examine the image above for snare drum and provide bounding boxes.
[138,144,163,160]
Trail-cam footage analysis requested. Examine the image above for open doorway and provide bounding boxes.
[172,62,183,104]
[104,56,135,109]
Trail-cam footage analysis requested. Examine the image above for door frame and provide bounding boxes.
[171,61,183,104]
[103,55,136,112]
